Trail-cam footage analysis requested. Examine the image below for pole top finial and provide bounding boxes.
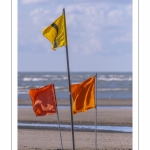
[62,8,65,14]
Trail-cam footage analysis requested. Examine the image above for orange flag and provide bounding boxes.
[28,84,57,116]
[71,76,95,114]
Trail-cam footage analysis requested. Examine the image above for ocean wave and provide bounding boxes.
[23,77,48,81]
[50,78,62,81]
[97,88,130,91]
[18,87,130,95]
[97,77,132,81]
[18,72,132,99]
[18,86,43,89]
[18,91,28,94]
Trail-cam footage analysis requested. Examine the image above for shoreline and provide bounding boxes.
[18,122,132,133]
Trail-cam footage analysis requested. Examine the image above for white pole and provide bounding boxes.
[95,73,97,150]
[56,106,64,150]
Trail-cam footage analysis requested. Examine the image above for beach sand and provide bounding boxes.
[18,98,132,150]
[18,129,132,150]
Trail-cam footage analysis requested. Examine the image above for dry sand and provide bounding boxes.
[18,129,132,150]
[18,98,132,150]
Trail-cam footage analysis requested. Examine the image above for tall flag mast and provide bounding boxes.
[62,8,75,150]
[42,8,75,150]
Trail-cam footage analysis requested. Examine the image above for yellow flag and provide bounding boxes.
[42,14,67,50]
[71,76,95,115]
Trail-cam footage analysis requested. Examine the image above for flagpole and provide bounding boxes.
[63,8,75,150]
[95,73,97,150]
[56,106,64,150]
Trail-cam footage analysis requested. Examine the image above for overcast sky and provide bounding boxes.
[18,0,132,72]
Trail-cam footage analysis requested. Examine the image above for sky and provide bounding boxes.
[18,0,132,72]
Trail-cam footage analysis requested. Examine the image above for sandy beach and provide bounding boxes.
[18,98,132,150]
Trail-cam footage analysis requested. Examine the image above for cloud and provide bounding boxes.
[69,32,101,55]
[65,3,108,32]
[83,38,101,54]
[22,0,48,4]
[107,10,123,26]
[111,32,132,44]
[29,8,51,25]
[126,4,132,16]
[29,8,42,24]
[18,0,132,72]
[22,0,131,5]
[19,0,132,56]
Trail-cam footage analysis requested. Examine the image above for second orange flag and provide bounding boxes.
[71,76,96,115]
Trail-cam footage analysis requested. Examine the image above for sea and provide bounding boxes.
[18,72,132,100]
